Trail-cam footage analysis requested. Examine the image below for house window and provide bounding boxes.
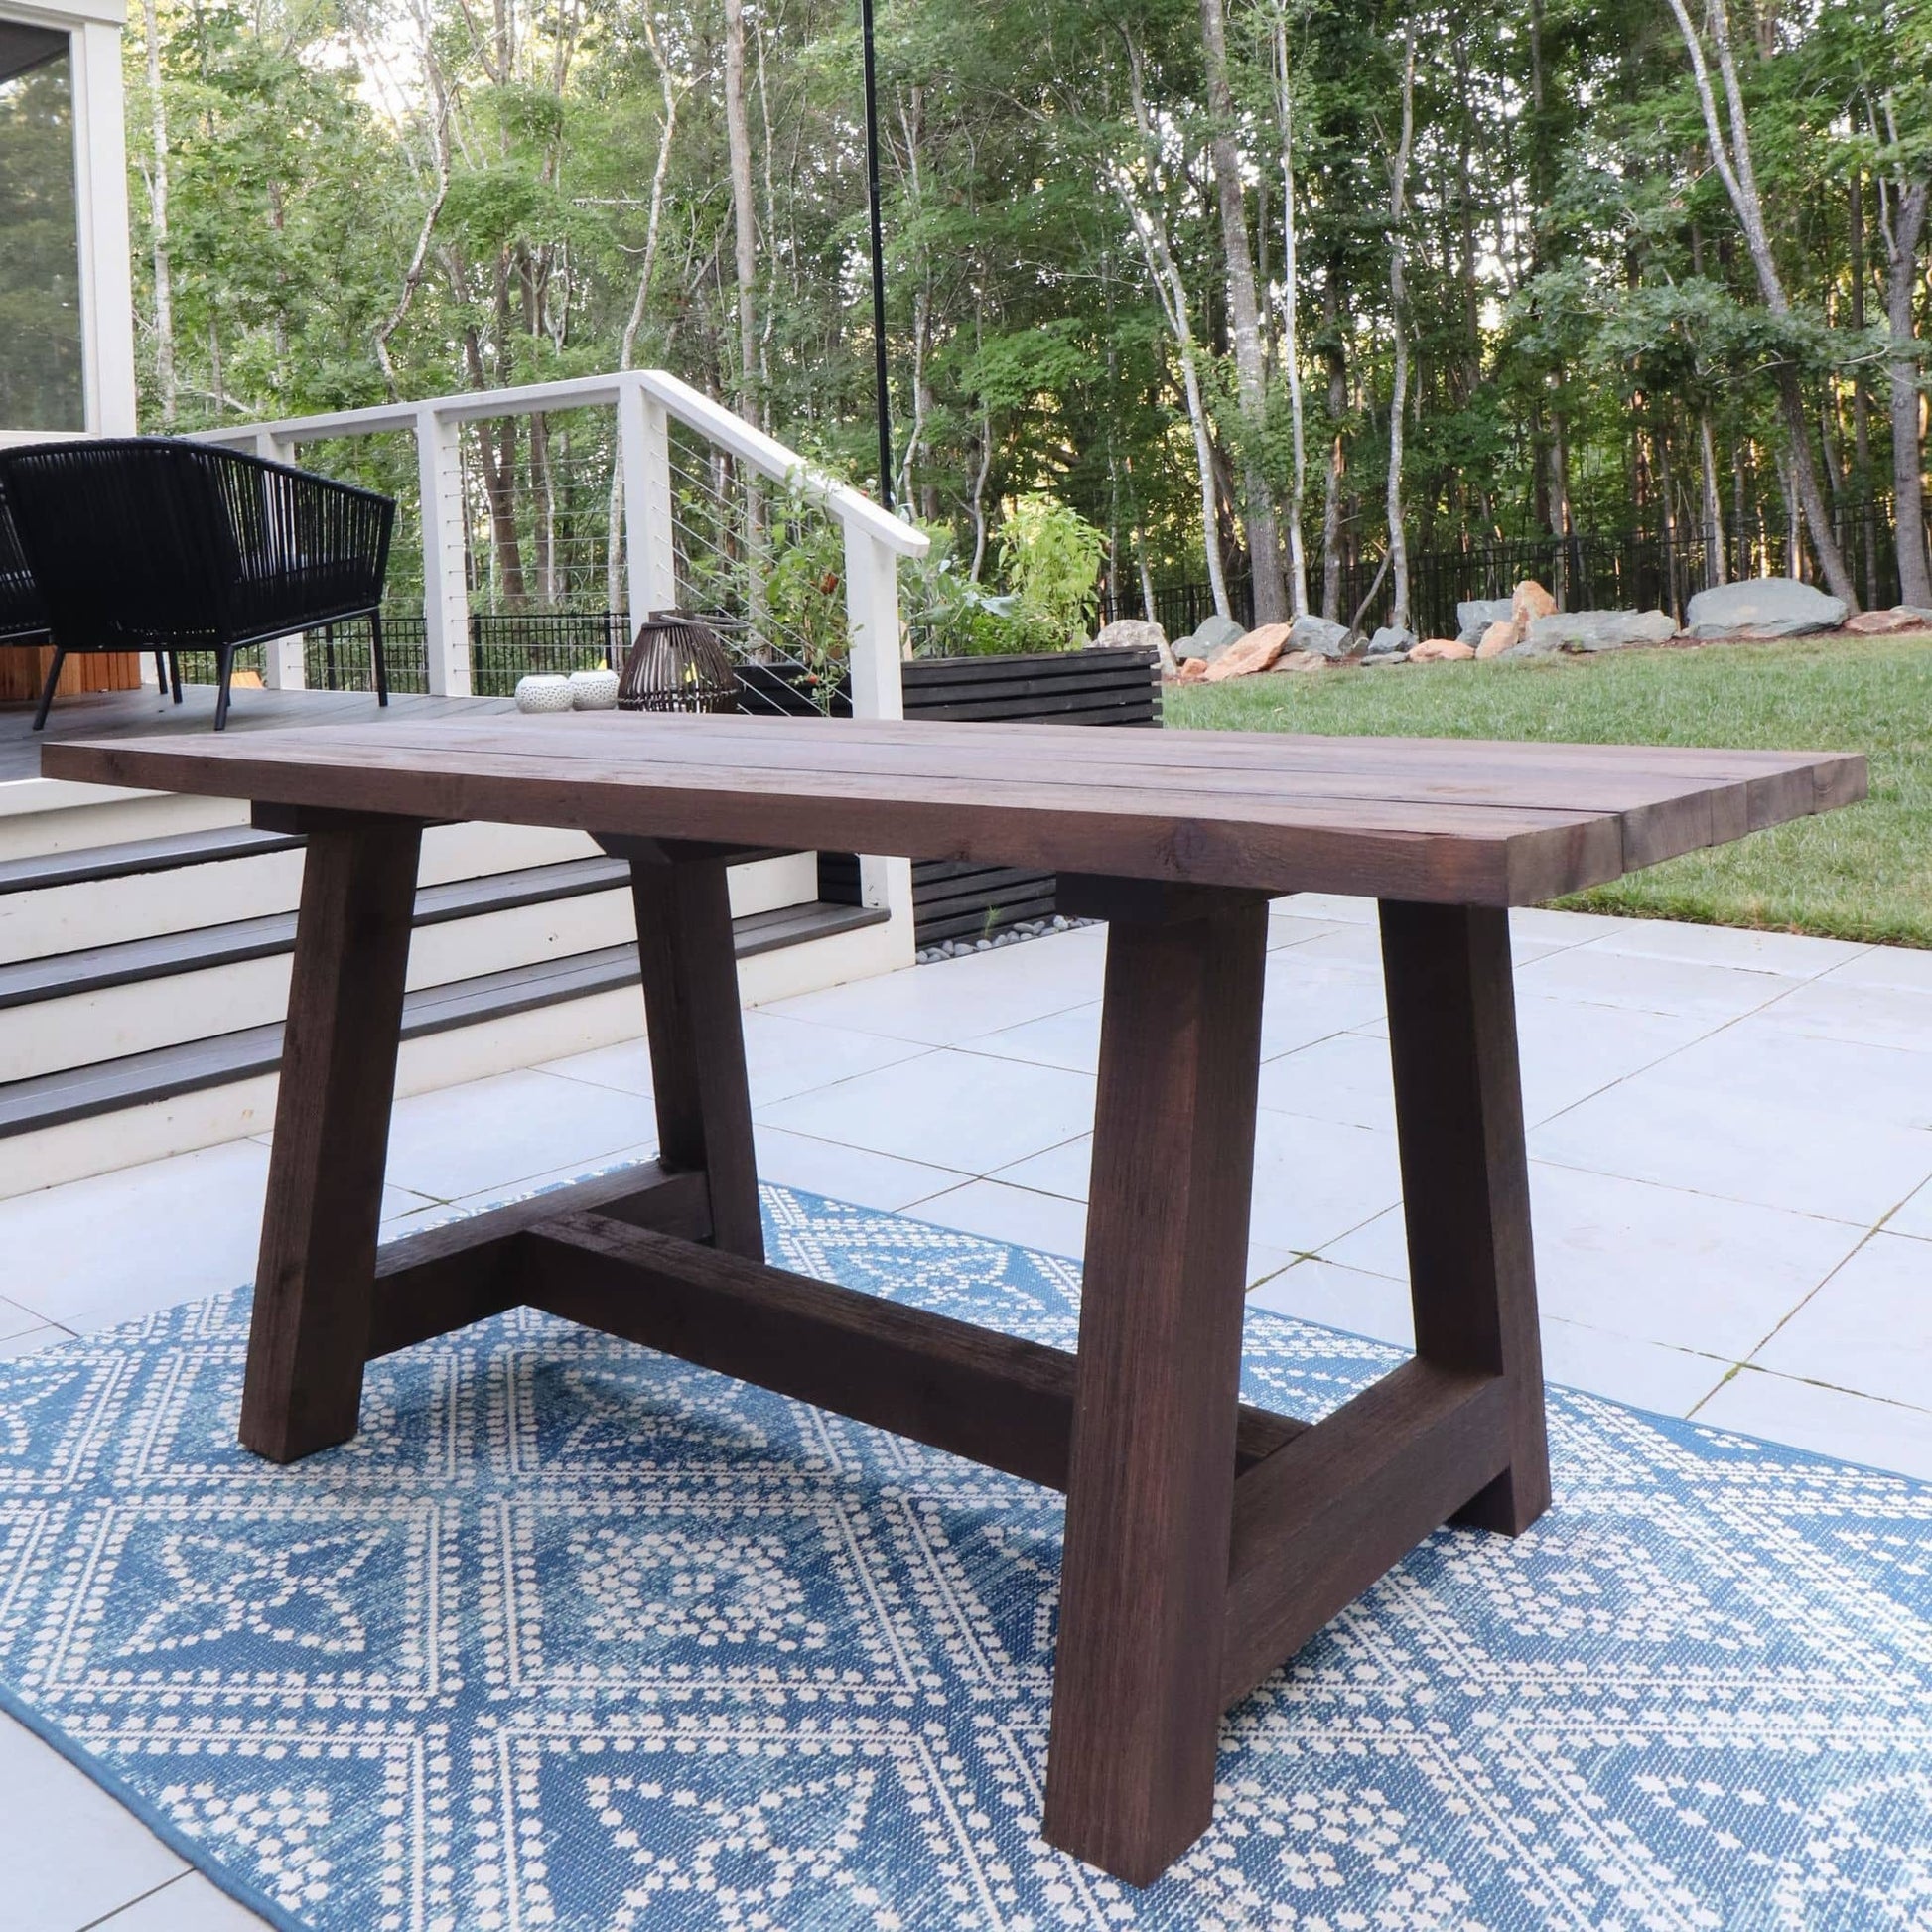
[0,19,83,432]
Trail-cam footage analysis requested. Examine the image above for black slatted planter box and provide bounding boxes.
[815,646,1163,948]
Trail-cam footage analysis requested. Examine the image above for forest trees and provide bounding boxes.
[119,0,1932,624]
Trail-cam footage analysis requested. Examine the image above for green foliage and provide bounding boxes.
[996,495,1106,650]
[114,0,1932,620]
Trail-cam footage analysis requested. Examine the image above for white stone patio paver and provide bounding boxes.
[0,1296,42,1342]
[1748,975,1932,1054]
[359,1067,659,1203]
[1888,1178,1932,1241]
[1530,1071,1932,1225]
[93,1872,273,1929]
[4,897,1932,1930]
[757,1047,1097,1175]
[1748,1230,1932,1411]
[541,1010,930,1108]
[1,1139,430,1335]
[1643,1022,1932,1132]
[1693,1369,1932,1483]
[0,1713,188,1932]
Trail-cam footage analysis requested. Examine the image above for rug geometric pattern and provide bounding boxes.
[0,1181,1927,1930]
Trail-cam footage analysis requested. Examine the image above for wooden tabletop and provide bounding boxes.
[41,712,1865,904]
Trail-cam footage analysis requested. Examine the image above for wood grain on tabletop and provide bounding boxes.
[40,710,1867,905]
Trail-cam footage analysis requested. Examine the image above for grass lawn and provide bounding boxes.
[1166,631,1932,948]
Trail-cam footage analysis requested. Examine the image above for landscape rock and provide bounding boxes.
[1091,616,1175,672]
[1843,606,1932,636]
[1289,614,1354,657]
[1362,650,1408,665]
[1457,597,1516,642]
[1524,608,1678,652]
[1512,579,1558,626]
[1173,612,1247,660]
[1475,619,1521,658]
[1173,656,1209,682]
[1684,578,1847,637]
[1366,624,1417,657]
[1269,648,1329,672]
[1408,638,1477,663]
[1203,624,1291,681]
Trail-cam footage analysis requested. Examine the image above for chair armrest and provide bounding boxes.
[206,448,397,632]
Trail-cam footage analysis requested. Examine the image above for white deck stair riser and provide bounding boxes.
[0,825,804,965]
[0,850,819,1084]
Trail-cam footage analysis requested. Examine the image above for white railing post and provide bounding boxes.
[619,375,678,625]
[253,429,306,689]
[416,406,471,696]
[844,519,914,955]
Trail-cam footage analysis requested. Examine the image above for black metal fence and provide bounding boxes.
[178,608,835,710]
[1102,504,1920,644]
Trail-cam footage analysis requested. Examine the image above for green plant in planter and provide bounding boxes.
[998,494,1105,651]
[761,501,849,707]
[902,498,1106,657]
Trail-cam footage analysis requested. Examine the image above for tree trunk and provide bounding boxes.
[723,0,763,621]
[1117,33,1229,620]
[1700,413,1727,587]
[1547,375,1573,606]
[1848,173,1879,610]
[137,0,175,425]
[1661,0,1858,606]
[609,22,684,616]
[723,0,759,417]
[1880,173,1932,607]
[1384,26,1416,634]
[1200,0,1286,624]
[1320,271,1346,621]
[1273,11,1309,618]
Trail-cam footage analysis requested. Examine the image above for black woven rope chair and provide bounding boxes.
[0,438,396,731]
[1,480,184,699]
[0,484,50,647]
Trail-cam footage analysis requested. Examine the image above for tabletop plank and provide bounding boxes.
[41,712,1864,906]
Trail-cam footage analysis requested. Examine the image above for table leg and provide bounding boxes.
[240,817,421,1462]
[1041,883,1268,1884]
[627,850,763,1262]
[1379,900,1550,1534]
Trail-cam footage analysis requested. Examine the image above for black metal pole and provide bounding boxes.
[860,0,893,511]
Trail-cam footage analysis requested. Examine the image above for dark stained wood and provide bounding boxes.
[517,1209,1309,1487]
[63,701,1872,1887]
[1219,1362,1509,1707]
[364,1163,711,1358]
[40,711,1866,907]
[1380,899,1551,1533]
[621,845,764,1260]
[1041,884,1270,1885]
[239,817,422,1462]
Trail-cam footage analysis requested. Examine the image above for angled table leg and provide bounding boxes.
[617,840,764,1263]
[1379,900,1550,1533]
[240,814,422,1463]
[1041,879,1269,1884]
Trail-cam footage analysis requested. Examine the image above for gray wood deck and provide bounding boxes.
[3,684,514,787]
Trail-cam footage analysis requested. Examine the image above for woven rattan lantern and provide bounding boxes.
[617,611,740,714]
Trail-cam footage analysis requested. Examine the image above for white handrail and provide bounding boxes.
[206,365,921,960]
[199,368,926,558]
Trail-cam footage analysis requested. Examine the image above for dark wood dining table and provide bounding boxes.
[43,712,1865,1885]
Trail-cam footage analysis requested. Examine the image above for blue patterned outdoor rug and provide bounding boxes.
[0,1181,1928,1931]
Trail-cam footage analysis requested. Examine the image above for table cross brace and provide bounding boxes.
[237,816,1548,1889]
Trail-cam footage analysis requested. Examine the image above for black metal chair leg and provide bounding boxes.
[154,648,168,696]
[31,645,67,731]
[168,651,183,704]
[214,644,234,731]
[370,611,390,707]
